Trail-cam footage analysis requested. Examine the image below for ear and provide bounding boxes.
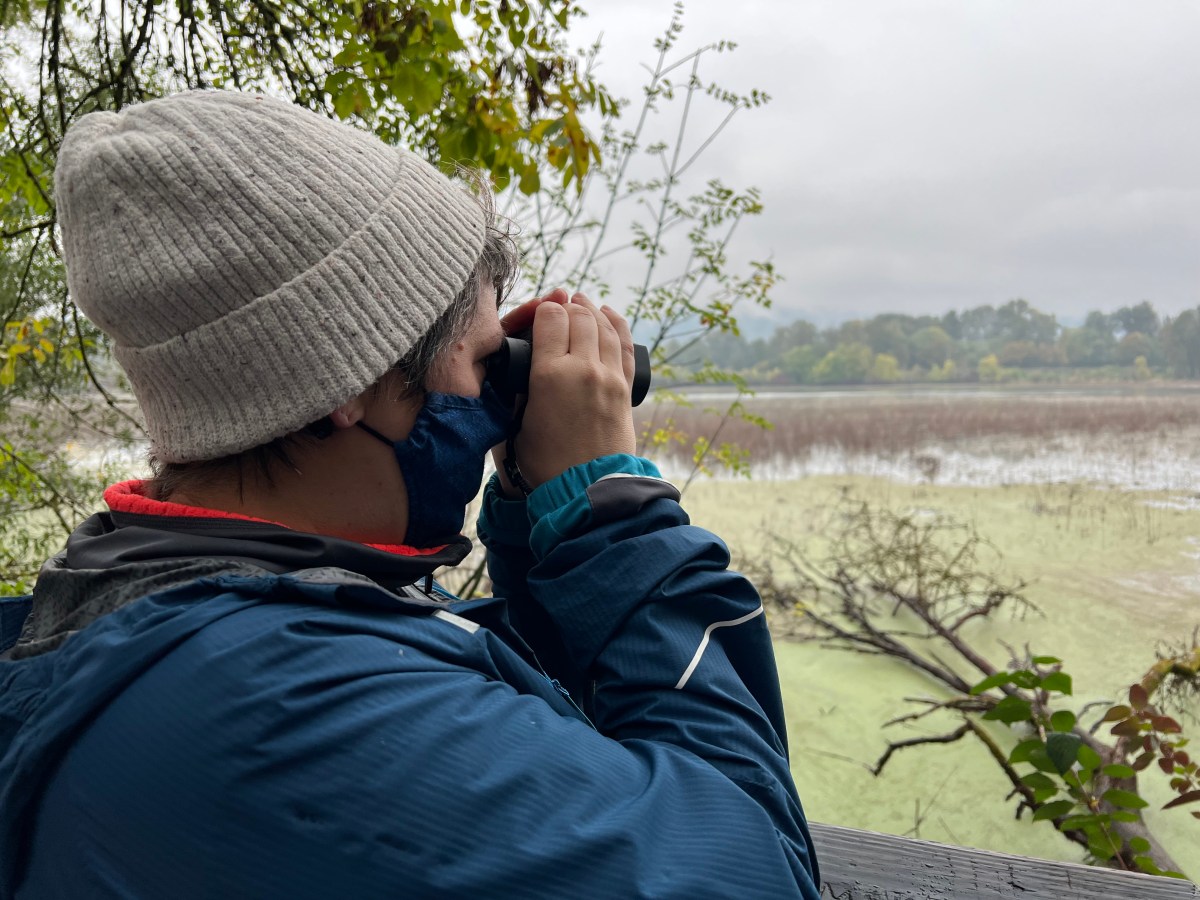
[331,391,371,429]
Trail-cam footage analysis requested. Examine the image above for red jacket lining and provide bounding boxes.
[103,481,446,558]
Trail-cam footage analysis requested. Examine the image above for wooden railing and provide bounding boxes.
[811,823,1199,899]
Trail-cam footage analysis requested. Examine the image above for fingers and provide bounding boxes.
[601,304,636,387]
[566,297,600,361]
[531,299,569,360]
[511,290,637,488]
[500,288,569,336]
[527,290,630,387]
[568,293,623,369]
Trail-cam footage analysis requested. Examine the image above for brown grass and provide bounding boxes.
[635,388,1200,464]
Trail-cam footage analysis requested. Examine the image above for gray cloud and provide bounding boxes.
[573,1,1200,322]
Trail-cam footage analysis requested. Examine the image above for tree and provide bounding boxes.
[750,504,1198,878]
[505,5,775,506]
[780,345,820,384]
[0,0,610,197]
[1061,329,1107,367]
[1080,311,1118,366]
[939,310,963,341]
[927,358,956,382]
[811,343,872,385]
[998,340,1063,368]
[766,319,819,361]
[1116,332,1156,367]
[909,326,953,369]
[834,320,870,349]
[866,317,914,368]
[995,299,1059,346]
[681,331,756,372]
[868,353,901,384]
[959,305,998,342]
[1113,302,1160,339]
[1161,310,1200,379]
[978,353,1003,383]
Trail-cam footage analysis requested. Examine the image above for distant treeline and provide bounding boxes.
[672,300,1200,385]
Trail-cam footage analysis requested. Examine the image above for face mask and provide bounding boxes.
[358,384,511,547]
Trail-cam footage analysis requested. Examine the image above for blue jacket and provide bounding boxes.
[0,456,820,898]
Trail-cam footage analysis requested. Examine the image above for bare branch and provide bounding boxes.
[871,723,971,776]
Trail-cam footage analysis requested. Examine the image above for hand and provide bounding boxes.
[491,289,636,496]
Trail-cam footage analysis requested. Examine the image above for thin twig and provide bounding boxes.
[872,723,971,776]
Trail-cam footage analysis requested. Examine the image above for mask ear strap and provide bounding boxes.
[502,397,535,497]
[356,421,394,447]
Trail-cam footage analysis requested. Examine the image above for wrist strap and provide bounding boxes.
[503,398,535,497]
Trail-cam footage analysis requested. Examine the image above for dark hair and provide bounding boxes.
[148,180,519,502]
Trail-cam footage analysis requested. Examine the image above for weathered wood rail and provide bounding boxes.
[811,823,1199,899]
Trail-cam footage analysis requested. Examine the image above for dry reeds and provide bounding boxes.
[635,388,1200,465]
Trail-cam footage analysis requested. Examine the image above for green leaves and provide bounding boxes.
[1088,832,1119,862]
[327,73,371,120]
[971,671,1014,695]
[1102,788,1149,809]
[1039,672,1073,695]
[970,665,1072,698]
[1076,744,1102,773]
[1032,800,1075,821]
[986,657,1200,872]
[1050,710,1076,732]
[1020,772,1060,803]
[1045,732,1082,775]
[982,695,1031,724]
[1009,739,1043,765]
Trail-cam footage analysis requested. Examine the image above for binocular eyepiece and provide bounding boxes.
[485,336,652,407]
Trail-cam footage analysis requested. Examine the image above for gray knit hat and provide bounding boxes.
[55,90,486,463]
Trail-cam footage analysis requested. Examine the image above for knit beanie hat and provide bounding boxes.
[55,90,486,463]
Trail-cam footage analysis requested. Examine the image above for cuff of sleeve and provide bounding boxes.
[476,472,532,549]
[528,454,667,559]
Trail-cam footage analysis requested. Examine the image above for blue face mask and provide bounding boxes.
[358,384,511,548]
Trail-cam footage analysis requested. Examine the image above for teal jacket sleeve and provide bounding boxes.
[480,453,820,890]
[476,471,536,607]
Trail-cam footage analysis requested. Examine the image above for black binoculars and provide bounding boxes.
[485,335,652,407]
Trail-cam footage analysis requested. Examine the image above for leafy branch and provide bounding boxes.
[747,501,1197,878]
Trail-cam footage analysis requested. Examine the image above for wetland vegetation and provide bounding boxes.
[660,386,1200,876]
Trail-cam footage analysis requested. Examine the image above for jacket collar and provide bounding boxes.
[90,481,472,589]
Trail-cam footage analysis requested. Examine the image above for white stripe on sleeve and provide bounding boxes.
[674,605,765,690]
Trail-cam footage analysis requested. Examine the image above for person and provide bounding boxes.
[0,90,820,899]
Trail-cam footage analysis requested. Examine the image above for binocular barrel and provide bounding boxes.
[486,337,652,407]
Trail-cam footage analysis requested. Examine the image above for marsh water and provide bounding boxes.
[654,385,1200,874]
[644,384,1200,492]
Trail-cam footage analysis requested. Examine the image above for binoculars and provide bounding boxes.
[486,335,652,407]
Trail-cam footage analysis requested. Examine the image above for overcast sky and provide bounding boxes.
[571,1,1200,326]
